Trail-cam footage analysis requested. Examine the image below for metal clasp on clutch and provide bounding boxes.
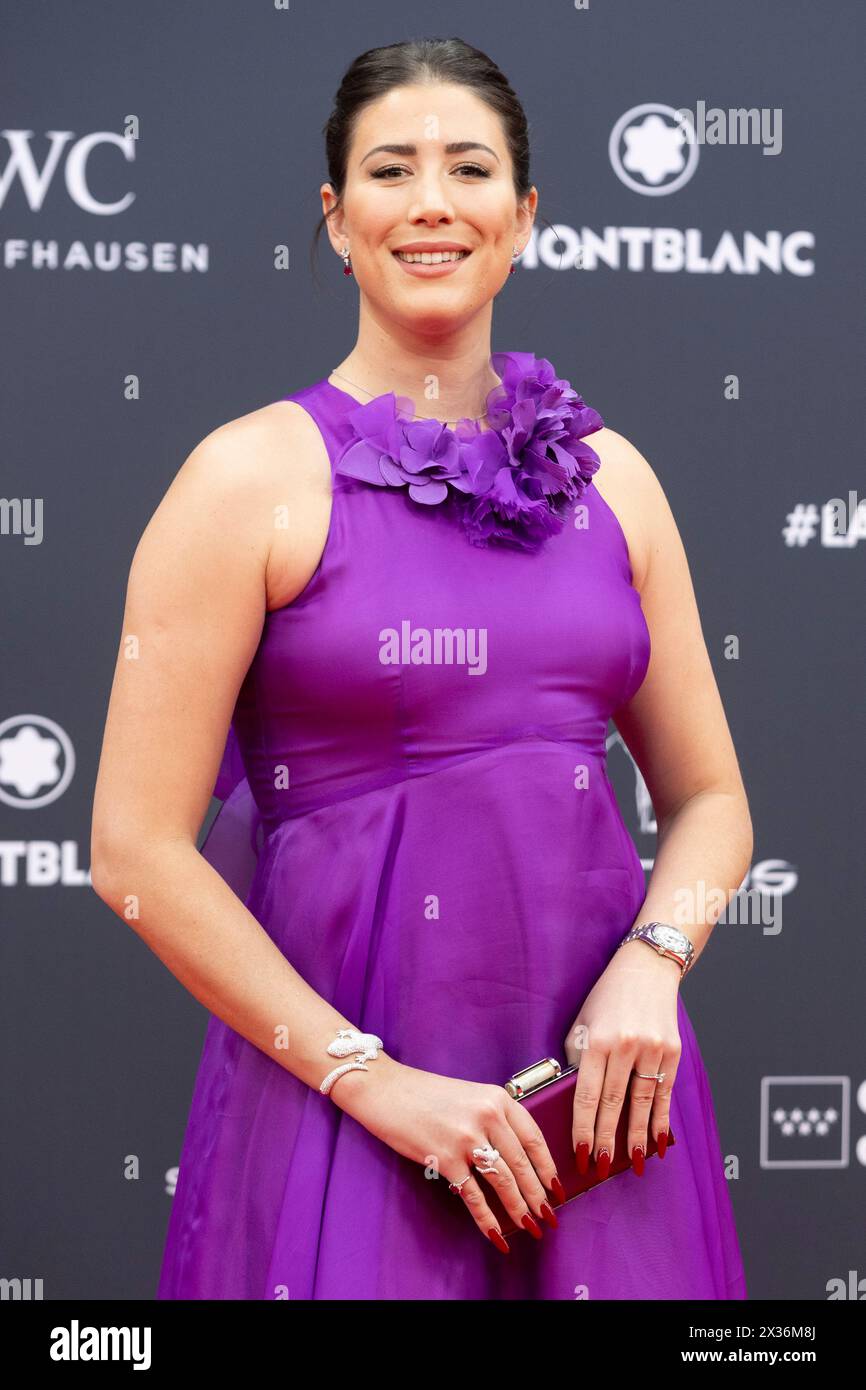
[504,1056,569,1099]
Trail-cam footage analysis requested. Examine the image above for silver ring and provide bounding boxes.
[448,1174,472,1194]
[472,1143,500,1175]
[634,1070,666,1083]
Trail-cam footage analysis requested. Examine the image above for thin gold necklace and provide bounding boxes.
[328,367,496,428]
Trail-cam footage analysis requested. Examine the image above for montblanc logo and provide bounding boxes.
[0,715,90,887]
[608,101,782,197]
[609,103,701,196]
[521,222,814,277]
[511,101,815,276]
[0,714,75,808]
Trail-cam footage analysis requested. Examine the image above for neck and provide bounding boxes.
[331,305,502,425]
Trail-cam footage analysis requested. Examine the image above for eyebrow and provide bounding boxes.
[360,141,500,166]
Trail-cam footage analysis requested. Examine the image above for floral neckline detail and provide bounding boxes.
[329,351,604,552]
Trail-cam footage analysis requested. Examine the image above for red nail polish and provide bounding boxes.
[488,1228,510,1254]
[595,1147,610,1180]
[521,1213,543,1239]
[575,1141,590,1175]
[631,1143,645,1176]
[550,1174,567,1203]
[540,1201,559,1229]
[657,1129,668,1159]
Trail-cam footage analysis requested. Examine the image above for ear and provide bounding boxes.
[320,182,348,253]
[515,186,538,250]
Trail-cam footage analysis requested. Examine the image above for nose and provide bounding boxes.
[407,171,455,226]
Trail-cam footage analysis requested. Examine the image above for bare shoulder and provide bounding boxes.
[589,426,674,591]
[150,398,332,612]
[174,398,327,504]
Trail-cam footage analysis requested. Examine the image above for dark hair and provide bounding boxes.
[310,37,535,286]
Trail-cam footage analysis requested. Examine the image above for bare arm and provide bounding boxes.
[90,409,401,1101]
[565,431,753,1171]
[89,409,571,1245]
[599,428,754,967]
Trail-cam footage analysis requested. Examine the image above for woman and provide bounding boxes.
[91,37,751,1299]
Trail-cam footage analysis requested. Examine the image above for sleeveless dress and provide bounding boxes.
[157,352,747,1301]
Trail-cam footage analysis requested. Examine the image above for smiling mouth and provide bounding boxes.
[393,250,471,264]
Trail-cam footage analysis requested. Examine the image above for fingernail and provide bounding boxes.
[631,1143,645,1176]
[657,1129,668,1159]
[575,1141,590,1175]
[550,1174,567,1203]
[488,1228,510,1254]
[540,1201,559,1229]
[521,1213,543,1239]
[595,1147,610,1180]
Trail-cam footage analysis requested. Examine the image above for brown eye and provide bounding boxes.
[371,163,490,180]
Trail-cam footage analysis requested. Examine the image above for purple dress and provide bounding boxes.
[157,352,747,1300]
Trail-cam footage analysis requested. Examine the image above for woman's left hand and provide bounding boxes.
[564,941,682,1177]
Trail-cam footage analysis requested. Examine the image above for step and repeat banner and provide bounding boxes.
[1,1,863,1302]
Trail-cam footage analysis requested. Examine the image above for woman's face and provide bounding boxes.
[322,82,537,334]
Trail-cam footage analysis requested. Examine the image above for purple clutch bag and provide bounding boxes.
[483,1056,676,1237]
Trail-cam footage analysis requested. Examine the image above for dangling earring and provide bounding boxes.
[509,245,520,276]
[340,246,352,276]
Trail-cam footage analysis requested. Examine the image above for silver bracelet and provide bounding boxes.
[319,1027,385,1097]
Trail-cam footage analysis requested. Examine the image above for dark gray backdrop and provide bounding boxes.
[1,0,863,1301]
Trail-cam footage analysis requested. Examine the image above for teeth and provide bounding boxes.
[396,250,469,264]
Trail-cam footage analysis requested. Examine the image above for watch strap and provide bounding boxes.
[619,921,695,977]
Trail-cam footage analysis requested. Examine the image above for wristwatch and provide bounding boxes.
[618,921,695,978]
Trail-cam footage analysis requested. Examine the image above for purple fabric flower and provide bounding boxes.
[333,352,604,550]
[335,393,469,504]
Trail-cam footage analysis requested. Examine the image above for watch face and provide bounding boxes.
[649,924,688,952]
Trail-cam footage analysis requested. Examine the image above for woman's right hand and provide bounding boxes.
[329,1055,564,1249]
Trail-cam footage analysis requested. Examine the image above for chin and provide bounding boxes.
[397,302,477,335]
